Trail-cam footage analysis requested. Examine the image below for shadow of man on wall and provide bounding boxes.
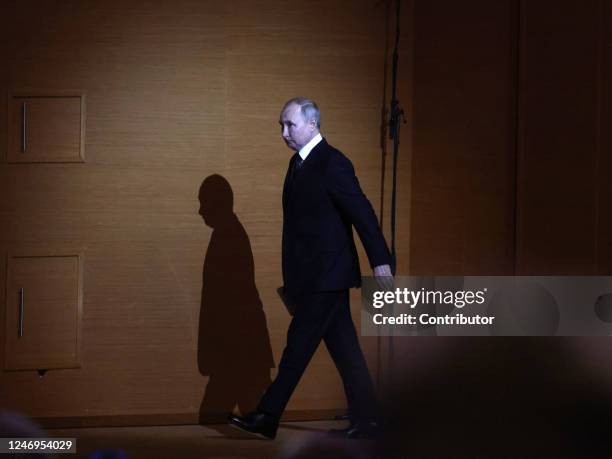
[197,174,274,425]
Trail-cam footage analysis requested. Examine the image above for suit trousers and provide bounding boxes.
[257,289,377,422]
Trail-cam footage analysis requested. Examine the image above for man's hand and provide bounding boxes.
[374,264,394,291]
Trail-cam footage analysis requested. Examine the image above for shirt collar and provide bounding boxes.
[297,133,323,160]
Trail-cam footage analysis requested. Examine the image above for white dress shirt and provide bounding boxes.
[297,133,323,161]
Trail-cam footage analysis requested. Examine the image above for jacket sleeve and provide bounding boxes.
[325,153,391,268]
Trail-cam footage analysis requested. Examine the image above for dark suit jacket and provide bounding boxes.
[282,138,391,297]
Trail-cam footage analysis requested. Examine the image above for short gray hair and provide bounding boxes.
[283,97,321,129]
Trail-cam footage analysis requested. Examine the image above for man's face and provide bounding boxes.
[279,103,316,151]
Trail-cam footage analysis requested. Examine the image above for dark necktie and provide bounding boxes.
[294,155,303,171]
[291,154,303,180]
[286,154,303,196]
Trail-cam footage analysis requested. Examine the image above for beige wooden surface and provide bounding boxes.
[0,0,404,424]
[5,253,82,370]
[8,94,84,163]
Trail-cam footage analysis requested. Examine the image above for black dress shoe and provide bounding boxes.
[329,421,380,439]
[228,411,279,440]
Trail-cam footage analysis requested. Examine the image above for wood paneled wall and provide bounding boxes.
[1,0,402,425]
[3,0,609,427]
[390,0,612,400]
[407,0,612,276]
[517,0,612,275]
[409,0,518,275]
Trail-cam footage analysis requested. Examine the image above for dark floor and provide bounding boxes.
[49,420,379,459]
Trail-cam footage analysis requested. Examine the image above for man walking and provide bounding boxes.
[229,97,393,439]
